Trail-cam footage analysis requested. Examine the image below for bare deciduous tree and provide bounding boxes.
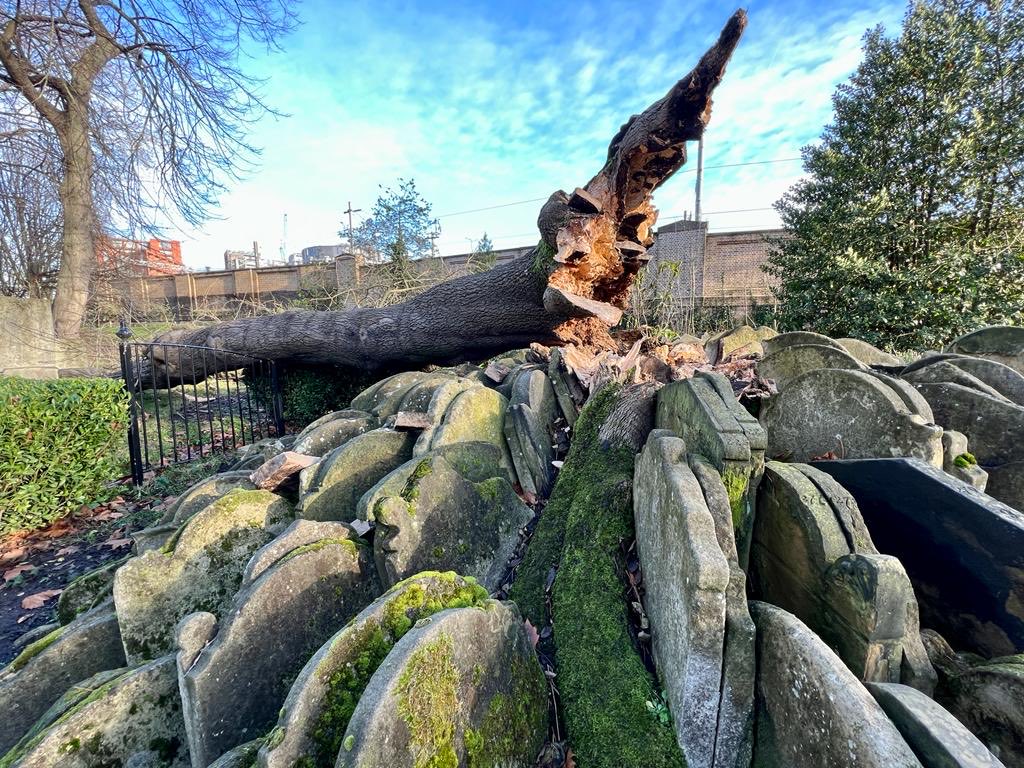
[0,0,295,337]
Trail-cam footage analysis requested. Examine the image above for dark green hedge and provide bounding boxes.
[0,377,127,535]
[245,364,378,430]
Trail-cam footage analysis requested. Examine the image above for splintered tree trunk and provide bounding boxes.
[149,11,746,382]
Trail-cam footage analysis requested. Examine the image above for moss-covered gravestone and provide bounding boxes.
[656,371,766,567]
[0,608,126,756]
[297,428,414,522]
[414,385,514,478]
[0,655,187,768]
[365,454,531,591]
[292,411,378,457]
[113,488,292,663]
[336,601,547,768]
[503,370,559,497]
[178,536,379,767]
[757,343,866,391]
[260,571,489,768]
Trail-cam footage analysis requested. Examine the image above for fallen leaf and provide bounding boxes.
[21,589,62,609]
[3,564,33,582]
[91,510,125,522]
[0,546,27,565]
[56,546,81,556]
[102,537,133,550]
[565,749,576,768]
[524,619,540,650]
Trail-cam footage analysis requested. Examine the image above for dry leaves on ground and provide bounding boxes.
[3,564,34,582]
[21,589,62,610]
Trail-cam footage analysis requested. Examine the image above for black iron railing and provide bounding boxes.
[117,323,285,485]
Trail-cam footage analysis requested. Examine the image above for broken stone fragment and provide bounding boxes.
[249,450,319,490]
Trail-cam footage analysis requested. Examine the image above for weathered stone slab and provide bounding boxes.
[241,519,354,583]
[409,378,477,454]
[634,432,729,768]
[249,451,319,490]
[503,370,559,497]
[291,412,377,456]
[866,682,1004,767]
[207,740,261,768]
[867,370,935,420]
[0,655,188,768]
[947,325,1024,377]
[757,343,866,390]
[815,458,1024,657]
[297,428,414,522]
[418,385,514,475]
[986,461,1024,512]
[706,325,776,364]
[157,471,256,526]
[946,356,1024,406]
[394,372,461,414]
[656,371,766,566]
[753,462,935,691]
[56,558,128,624]
[904,361,1010,401]
[689,453,756,768]
[259,572,489,768]
[838,338,904,367]
[350,371,434,418]
[942,429,989,490]
[548,347,580,426]
[336,602,547,768]
[179,538,378,767]
[762,330,846,357]
[913,382,1024,467]
[924,636,1024,768]
[369,455,532,591]
[0,608,126,756]
[760,369,943,466]
[113,489,293,663]
[750,601,922,768]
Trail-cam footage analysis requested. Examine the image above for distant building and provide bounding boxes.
[96,237,184,276]
[300,244,347,264]
[224,248,259,271]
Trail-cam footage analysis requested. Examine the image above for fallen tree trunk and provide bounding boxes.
[147,11,746,383]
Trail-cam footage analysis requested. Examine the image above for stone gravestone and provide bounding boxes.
[336,602,547,768]
[113,488,292,663]
[762,330,846,357]
[866,682,1004,767]
[837,338,904,367]
[760,369,943,467]
[297,428,414,522]
[414,385,514,477]
[634,430,754,768]
[752,462,935,693]
[946,326,1024,377]
[365,454,531,591]
[815,458,1024,657]
[0,655,188,768]
[656,371,766,566]
[0,608,126,755]
[757,343,866,391]
[291,411,378,457]
[259,571,489,768]
[912,382,1024,467]
[503,369,560,497]
[178,537,378,767]
[750,601,922,768]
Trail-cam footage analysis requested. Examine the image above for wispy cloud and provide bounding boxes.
[168,0,907,267]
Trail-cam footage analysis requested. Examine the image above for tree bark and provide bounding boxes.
[149,11,747,383]
[53,106,97,339]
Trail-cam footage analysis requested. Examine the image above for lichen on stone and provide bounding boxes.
[396,633,460,768]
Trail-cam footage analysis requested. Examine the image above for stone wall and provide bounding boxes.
[0,296,60,379]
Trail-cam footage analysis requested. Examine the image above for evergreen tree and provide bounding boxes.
[767,0,1024,350]
[345,179,439,264]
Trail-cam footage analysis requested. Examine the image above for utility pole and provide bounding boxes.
[694,135,704,222]
[344,201,362,254]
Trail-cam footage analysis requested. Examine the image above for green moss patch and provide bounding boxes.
[510,385,684,768]
[396,633,460,768]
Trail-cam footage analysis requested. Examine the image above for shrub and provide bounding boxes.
[0,377,128,535]
[245,364,378,430]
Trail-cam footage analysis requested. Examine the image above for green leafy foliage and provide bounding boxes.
[768,0,1024,350]
[0,377,127,535]
[245,364,377,430]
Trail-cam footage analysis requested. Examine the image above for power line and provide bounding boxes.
[434,157,801,220]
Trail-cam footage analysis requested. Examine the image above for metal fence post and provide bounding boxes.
[269,360,286,437]
[117,320,145,486]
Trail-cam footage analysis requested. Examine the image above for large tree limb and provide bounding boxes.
[147,10,746,383]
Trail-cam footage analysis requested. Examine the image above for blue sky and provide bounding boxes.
[169,0,908,270]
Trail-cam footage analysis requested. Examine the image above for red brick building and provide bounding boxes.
[97,237,184,277]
